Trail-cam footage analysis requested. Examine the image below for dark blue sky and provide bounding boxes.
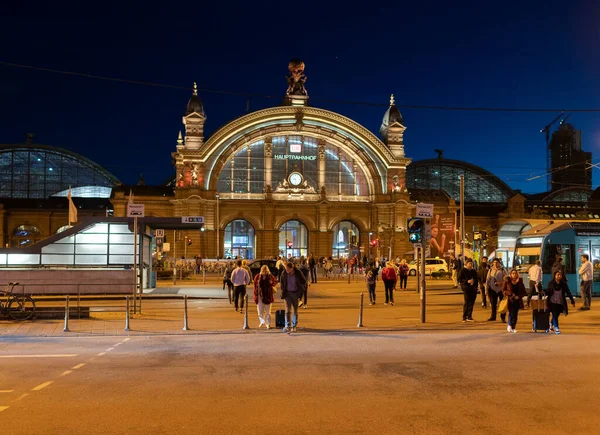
[2,1,599,193]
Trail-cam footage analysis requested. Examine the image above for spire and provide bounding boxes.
[379,93,403,144]
[193,82,198,96]
[185,82,205,116]
[177,130,183,145]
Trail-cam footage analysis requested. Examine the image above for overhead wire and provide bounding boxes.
[3,60,600,112]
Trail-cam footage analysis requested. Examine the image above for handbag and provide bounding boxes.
[498,297,509,314]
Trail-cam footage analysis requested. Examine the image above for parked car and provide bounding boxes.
[247,259,279,278]
[407,258,448,276]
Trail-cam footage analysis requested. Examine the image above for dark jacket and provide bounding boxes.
[458,267,478,290]
[502,277,527,309]
[477,263,490,283]
[280,267,307,298]
[546,279,575,315]
[551,261,567,282]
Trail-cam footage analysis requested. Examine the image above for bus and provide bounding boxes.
[513,222,600,296]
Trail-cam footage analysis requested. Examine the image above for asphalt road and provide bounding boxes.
[1,331,598,434]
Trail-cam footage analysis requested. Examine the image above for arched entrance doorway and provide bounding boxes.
[331,221,359,259]
[279,220,308,259]
[224,219,255,259]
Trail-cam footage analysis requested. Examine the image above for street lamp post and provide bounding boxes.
[215,194,220,258]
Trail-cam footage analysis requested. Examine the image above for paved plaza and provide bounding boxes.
[1,276,599,434]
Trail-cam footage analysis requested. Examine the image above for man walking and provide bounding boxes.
[381,262,397,305]
[451,255,463,289]
[526,260,543,308]
[486,258,507,322]
[308,253,318,284]
[459,260,478,322]
[477,256,490,309]
[280,262,307,332]
[579,254,593,311]
[230,259,251,313]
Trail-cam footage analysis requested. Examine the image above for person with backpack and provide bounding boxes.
[275,256,285,281]
[477,256,490,309]
[381,262,397,305]
[223,261,235,304]
[365,267,377,305]
[486,258,507,322]
[298,257,310,308]
[398,259,409,290]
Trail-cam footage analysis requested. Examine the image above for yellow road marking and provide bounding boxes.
[15,393,28,401]
[97,352,106,356]
[31,381,53,391]
[71,363,86,370]
[0,406,9,413]
[0,354,77,358]
[0,390,14,393]
[106,347,115,352]
[122,338,130,342]
[60,370,72,377]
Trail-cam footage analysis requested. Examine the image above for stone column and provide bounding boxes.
[264,137,273,191]
[318,139,326,191]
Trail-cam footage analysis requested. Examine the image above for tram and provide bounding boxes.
[513,222,600,296]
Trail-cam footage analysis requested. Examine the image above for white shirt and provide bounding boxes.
[579,261,593,282]
[528,265,542,283]
[230,267,251,286]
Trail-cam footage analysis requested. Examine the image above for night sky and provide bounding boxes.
[1,1,599,193]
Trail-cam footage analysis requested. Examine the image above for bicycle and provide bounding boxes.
[0,282,36,321]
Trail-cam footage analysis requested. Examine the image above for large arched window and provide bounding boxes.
[216,135,370,198]
[331,221,359,258]
[279,220,308,259]
[223,219,255,259]
[11,224,41,247]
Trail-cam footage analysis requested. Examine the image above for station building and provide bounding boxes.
[2,79,599,265]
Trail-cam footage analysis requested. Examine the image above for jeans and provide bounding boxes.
[507,302,520,329]
[452,270,458,287]
[284,292,300,327]
[488,290,506,321]
[226,280,234,304]
[550,302,563,329]
[479,283,487,307]
[462,286,477,320]
[234,285,246,310]
[399,275,408,289]
[383,281,395,303]
[367,283,376,303]
[581,280,592,309]
[310,266,317,283]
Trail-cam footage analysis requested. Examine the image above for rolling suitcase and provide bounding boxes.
[275,309,285,327]
[532,295,550,332]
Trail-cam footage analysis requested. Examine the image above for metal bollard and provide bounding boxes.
[125,295,130,332]
[202,268,206,284]
[357,292,364,328]
[63,295,70,332]
[182,295,190,331]
[347,272,351,284]
[242,294,249,330]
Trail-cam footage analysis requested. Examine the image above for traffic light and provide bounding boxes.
[407,218,425,243]
[370,239,378,247]
[287,240,293,249]
[186,237,193,246]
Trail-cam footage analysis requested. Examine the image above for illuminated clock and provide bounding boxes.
[289,172,303,186]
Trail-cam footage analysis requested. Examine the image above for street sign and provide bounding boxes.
[416,203,434,219]
[127,203,145,217]
[155,229,165,238]
[181,216,204,224]
[162,242,170,252]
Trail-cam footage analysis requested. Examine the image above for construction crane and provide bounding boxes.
[541,112,564,191]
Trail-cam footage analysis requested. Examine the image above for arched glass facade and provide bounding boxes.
[331,221,359,258]
[224,219,255,259]
[216,135,369,198]
[0,145,119,199]
[279,220,308,258]
[543,188,592,203]
[11,224,41,247]
[407,159,513,203]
